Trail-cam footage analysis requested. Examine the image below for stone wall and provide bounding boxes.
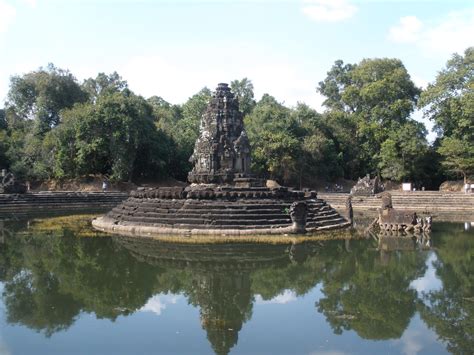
[0,191,128,218]
[319,191,474,222]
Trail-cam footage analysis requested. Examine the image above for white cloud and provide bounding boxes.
[410,253,442,294]
[411,75,428,90]
[392,321,439,355]
[388,8,474,55]
[0,0,16,34]
[140,294,179,316]
[255,290,297,304]
[397,329,424,355]
[388,16,423,43]
[302,0,357,23]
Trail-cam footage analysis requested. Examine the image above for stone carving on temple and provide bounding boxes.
[188,83,252,184]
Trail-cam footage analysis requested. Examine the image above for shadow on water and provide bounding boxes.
[0,215,472,354]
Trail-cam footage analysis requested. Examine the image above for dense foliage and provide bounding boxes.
[0,48,472,187]
[419,47,474,182]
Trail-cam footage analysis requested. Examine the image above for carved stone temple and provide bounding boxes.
[93,83,350,237]
[188,83,251,184]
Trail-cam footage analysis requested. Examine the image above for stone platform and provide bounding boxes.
[92,186,350,237]
[0,191,128,219]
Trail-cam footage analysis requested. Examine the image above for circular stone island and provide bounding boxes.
[92,185,351,239]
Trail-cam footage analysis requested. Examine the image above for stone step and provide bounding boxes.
[118,217,292,227]
[116,205,330,215]
[169,223,288,230]
[131,211,291,220]
[116,211,343,226]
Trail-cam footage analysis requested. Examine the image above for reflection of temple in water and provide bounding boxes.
[114,237,317,355]
[193,271,251,355]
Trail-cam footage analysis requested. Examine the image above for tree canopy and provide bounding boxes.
[7,63,87,134]
[419,47,474,182]
[318,58,425,181]
[0,50,471,187]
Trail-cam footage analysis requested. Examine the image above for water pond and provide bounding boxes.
[0,215,472,355]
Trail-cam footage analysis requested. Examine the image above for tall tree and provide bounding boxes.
[0,109,6,130]
[318,58,422,179]
[82,72,128,103]
[6,63,87,134]
[293,104,343,186]
[163,88,211,180]
[230,78,256,116]
[436,137,474,183]
[419,47,474,182]
[245,94,298,183]
[149,96,182,134]
[0,109,9,169]
[378,120,428,182]
[53,91,171,181]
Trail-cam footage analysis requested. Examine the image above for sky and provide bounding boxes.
[0,0,473,139]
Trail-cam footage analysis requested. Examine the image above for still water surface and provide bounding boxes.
[0,215,472,355]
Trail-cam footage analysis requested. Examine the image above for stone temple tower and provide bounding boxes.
[188,83,252,184]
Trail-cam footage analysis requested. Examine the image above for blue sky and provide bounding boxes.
[1,0,473,137]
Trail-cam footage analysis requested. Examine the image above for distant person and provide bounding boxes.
[102,180,108,192]
[465,183,470,194]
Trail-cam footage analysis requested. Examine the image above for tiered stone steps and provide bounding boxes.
[319,191,474,211]
[0,191,128,218]
[105,195,349,233]
[319,191,474,222]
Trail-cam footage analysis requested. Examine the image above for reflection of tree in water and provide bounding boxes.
[0,219,162,336]
[417,223,474,354]
[316,237,428,340]
[2,217,468,354]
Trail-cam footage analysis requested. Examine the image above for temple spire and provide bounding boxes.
[188,83,251,184]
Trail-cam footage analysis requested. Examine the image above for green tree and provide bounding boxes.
[419,47,474,182]
[292,104,343,186]
[82,71,128,103]
[0,109,9,169]
[378,120,428,182]
[178,87,212,155]
[148,95,182,130]
[159,88,211,180]
[437,136,474,182]
[320,111,359,179]
[245,94,299,183]
[53,91,171,181]
[318,58,422,179]
[0,109,6,130]
[6,63,87,134]
[230,78,256,116]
